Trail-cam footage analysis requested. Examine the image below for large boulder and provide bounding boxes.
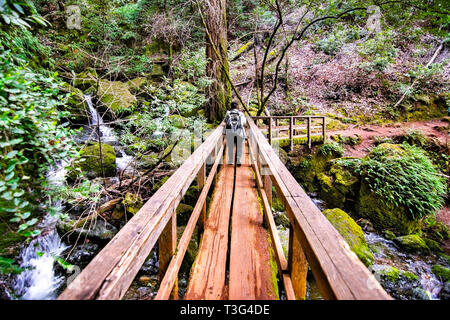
[288,144,342,192]
[97,80,137,115]
[322,208,373,267]
[358,181,422,235]
[75,143,117,179]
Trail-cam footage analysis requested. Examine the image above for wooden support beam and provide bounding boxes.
[263,173,272,207]
[289,116,293,151]
[197,163,206,237]
[158,210,178,299]
[268,117,272,146]
[288,223,307,300]
[307,116,311,149]
[322,116,326,142]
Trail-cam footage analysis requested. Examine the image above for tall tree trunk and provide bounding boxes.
[204,0,231,122]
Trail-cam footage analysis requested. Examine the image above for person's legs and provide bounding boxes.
[236,135,244,165]
[226,130,235,164]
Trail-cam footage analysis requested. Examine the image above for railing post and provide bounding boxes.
[288,223,307,300]
[159,208,178,299]
[289,116,294,150]
[307,116,311,149]
[268,117,272,146]
[322,116,326,143]
[263,172,272,207]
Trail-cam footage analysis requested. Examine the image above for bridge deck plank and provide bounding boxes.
[228,143,278,300]
[184,158,234,300]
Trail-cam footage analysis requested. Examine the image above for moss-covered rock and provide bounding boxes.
[57,218,118,243]
[60,82,88,124]
[316,159,360,209]
[97,80,137,115]
[394,234,430,254]
[176,203,194,225]
[122,192,143,215]
[76,143,117,179]
[371,264,426,300]
[383,230,396,240]
[423,238,443,252]
[288,145,340,192]
[431,264,450,282]
[322,208,373,267]
[357,181,421,235]
[126,77,151,94]
[73,68,98,90]
[0,220,25,257]
[407,94,448,121]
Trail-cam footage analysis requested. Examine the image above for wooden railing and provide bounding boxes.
[246,116,391,300]
[252,115,326,149]
[58,123,225,300]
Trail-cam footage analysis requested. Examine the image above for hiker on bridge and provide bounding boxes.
[225,101,246,166]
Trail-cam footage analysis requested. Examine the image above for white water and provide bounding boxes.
[85,95,116,143]
[85,95,134,173]
[12,159,71,300]
[365,232,443,299]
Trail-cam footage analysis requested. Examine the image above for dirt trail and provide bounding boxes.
[327,118,449,158]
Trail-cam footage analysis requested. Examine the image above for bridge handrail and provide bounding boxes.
[58,123,225,300]
[252,115,326,148]
[246,116,391,300]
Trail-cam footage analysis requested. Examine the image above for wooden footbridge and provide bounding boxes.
[58,116,391,300]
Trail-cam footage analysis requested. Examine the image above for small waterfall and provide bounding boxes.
[85,95,116,143]
[84,95,134,173]
[13,163,69,300]
[13,227,68,300]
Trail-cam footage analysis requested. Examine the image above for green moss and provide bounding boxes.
[267,236,280,300]
[383,230,396,240]
[73,68,98,90]
[322,208,374,267]
[288,146,339,192]
[169,114,187,129]
[122,192,143,215]
[98,80,137,114]
[60,82,88,124]
[74,143,117,179]
[0,221,25,257]
[431,264,450,282]
[394,234,431,254]
[423,238,443,252]
[357,181,422,235]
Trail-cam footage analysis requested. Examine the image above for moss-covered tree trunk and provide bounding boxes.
[204,0,231,122]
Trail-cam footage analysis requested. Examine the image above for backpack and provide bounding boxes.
[226,110,242,131]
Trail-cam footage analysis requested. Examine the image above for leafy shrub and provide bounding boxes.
[0,48,78,238]
[319,141,345,157]
[357,143,446,220]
